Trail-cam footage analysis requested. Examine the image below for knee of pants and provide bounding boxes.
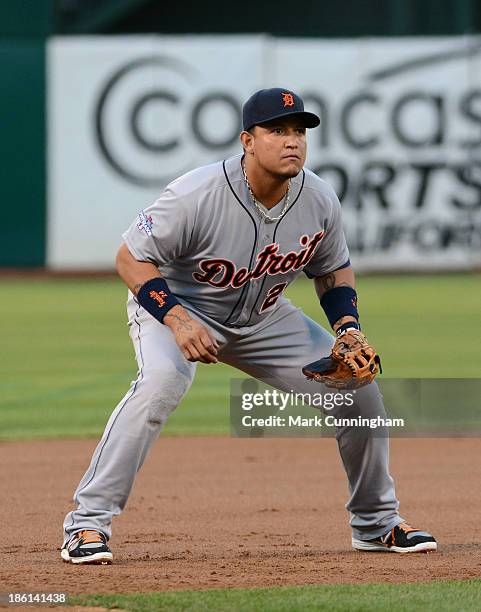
[141,364,193,426]
[330,383,389,441]
[353,383,386,418]
[326,382,386,419]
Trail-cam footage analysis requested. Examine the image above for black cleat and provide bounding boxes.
[61,530,113,564]
[352,522,437,553]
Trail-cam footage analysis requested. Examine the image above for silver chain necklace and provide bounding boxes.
[242,162,291,224]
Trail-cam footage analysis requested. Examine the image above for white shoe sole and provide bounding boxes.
[352,538,437,553]
[61,548,113,564]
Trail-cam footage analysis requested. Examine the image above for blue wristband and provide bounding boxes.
[320,286,359,328]
[137,277,180,323]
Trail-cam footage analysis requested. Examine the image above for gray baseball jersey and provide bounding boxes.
[122,154,349,326]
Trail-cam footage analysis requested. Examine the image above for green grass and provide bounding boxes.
[0,274,480,440]
[72,579,481,611]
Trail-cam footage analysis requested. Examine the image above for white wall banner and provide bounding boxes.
[48,35,481,270]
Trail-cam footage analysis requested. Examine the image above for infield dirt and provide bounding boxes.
[1,437,480,595]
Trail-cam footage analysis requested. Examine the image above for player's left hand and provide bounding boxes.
[302,329,381,389]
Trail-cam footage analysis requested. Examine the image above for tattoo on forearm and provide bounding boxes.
[321,275,351,292]
[164,312,193,331]
[321,273,336,292]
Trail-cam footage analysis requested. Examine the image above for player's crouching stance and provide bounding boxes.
[61,88,436,564]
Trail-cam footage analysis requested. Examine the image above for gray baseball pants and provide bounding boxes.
[63,295,403,546]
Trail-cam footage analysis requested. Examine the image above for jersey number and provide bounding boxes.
[259,282,288,313]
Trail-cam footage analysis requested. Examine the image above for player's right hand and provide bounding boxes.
[164,306,219,364]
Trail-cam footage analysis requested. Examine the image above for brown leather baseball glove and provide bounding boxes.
[302,329,381,390]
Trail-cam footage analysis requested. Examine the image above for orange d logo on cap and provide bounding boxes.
[281,92,295,107]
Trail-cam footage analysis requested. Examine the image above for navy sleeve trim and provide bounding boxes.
[304,258,351,279]
[222,159,258,325]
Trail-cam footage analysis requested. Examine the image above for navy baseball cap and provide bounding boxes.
[242,88,320,131]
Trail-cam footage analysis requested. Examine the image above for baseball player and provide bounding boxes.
[61,88,437,564]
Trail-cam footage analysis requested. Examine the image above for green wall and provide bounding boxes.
[0,1,53,38]
[0,40,46,266]
[57,0,480,36]
[0,1,51,266]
